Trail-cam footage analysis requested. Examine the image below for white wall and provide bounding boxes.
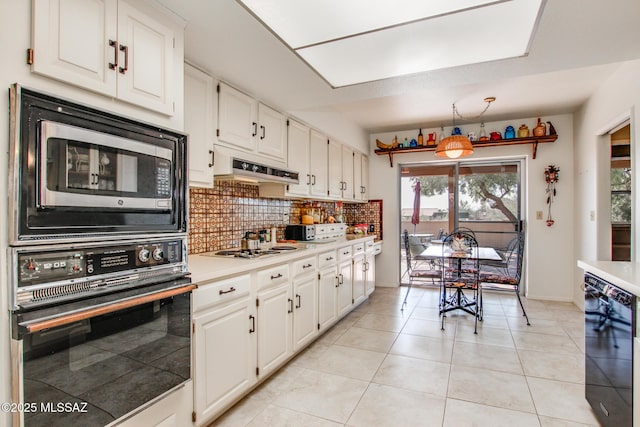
[0,2,184,424]
[573,59,640,305]
[369,113,576,301]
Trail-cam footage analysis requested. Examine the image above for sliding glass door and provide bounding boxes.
[400,160,523,279]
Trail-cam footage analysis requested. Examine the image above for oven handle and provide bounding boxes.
[20,284,196,334]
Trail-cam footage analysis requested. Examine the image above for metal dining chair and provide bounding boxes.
[479,231,530,325]
[439,230,482,333]
[401,230,441,309]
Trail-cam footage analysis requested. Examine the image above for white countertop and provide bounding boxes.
[188,235,377,284]
[577,260,640,295]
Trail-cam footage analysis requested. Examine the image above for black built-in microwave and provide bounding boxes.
[8,85,188,244]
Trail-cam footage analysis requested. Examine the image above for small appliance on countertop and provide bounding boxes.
[285,224,315,241]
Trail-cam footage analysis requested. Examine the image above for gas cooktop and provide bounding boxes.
[204,246,298,259]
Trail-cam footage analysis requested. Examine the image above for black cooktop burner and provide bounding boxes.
[211,247,297,259]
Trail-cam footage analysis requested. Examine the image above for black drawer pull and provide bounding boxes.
[325,256,334,261]
[219,287,236,295]
[303,263,313,269]
[270,273,283,280]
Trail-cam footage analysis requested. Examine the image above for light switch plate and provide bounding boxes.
[535,211,543,220]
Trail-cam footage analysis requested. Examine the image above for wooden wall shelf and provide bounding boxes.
[374,135,558,167]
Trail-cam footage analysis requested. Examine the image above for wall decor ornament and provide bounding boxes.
[544,165,560,226]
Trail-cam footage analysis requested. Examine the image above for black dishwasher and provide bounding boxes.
[584,272,634,427]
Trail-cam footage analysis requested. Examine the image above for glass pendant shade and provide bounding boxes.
[435,135,474,158]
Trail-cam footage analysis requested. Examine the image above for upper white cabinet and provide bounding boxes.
[286,120,311,196]
[184,63,216,188]
[354,152,369,201]
[32,0,181,115]
[217,82,287,163]
[327,139,343,198]
[309,130,329,197]
[341,146,355,200]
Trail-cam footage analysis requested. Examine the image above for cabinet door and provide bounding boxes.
[366,253,376,296]
[292,274,318,351]
[193,297,256,423]
[337,261,353,317]
[341,146,354,200]
[32,0,118,96]
[309,130,328,197]
[257,103,287,161]
[361,155,369,201]
[327,140,343,198]
[353,151,363,202]
[257,282,292,378]
[184,64,215,188]
[117,0,176,115]
[218,83,257,152]
[318,267,338,331]
[286,120,311,196]
[353,255,366,305]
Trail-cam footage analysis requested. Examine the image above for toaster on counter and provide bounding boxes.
[284,224,315,241]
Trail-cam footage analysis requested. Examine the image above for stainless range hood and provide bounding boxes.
[214,155,299,185]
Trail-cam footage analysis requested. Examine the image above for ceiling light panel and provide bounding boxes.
[298,0,543,87]
[238,0,504,48]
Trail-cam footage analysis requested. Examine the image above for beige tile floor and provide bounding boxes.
[210,286,600,427]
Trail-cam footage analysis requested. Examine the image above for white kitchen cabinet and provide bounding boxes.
[292,273,318,351]
[257,281,292,377]
[354,152,369,201]
[32,0,181,115]
[352,253,366,306]
[327,139,343,198]
[217,82,287,162]
[286,120,311,196]
[184,63,216,188]
[365,241,378,296]
[341,146,355,200]
[309,130,329,197]
[193,291,256,424]
[337,259,353,317]
[318,266,338,331]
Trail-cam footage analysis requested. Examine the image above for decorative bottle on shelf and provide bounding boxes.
[479,122,488,141]
[403,137,409,148]
[439,126,446,144]
[418,129,424,146]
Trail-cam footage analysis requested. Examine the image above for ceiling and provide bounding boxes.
[158,0,640,134]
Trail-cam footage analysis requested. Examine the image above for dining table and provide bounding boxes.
[420,244,502,317]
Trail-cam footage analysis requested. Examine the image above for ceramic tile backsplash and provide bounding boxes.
[188,182,382,254]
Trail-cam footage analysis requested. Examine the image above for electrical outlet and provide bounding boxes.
[368,224,375,233]
[535,211,543,220]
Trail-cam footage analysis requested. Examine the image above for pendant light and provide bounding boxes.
[435,97,495,159]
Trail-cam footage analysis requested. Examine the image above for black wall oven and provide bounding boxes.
[584,272,634,427]
[10,238,194,426]
[8,84,187,244]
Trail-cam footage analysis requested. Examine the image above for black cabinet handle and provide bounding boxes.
[260,125,265,140]
[312,175,316,185]
[208,150,215,168]
[108,39,118,70]
[325,256,334,261]
[252,122,257,137]
[118,44,128,74]
[270,273,283,280]
[295,294,301,309]
[335,276,340,287]
[306,174,311,185]
[249,315,255,333]
[288,298,293,313]
[303,263,312,269]
[219,286,236,295]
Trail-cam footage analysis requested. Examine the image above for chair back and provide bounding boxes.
[441,230,480,284]
[402,230,413,271]
[510,231,525,282]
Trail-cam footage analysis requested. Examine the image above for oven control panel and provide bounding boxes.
[15,239,185,288]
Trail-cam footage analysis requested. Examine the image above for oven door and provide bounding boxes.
[40,121,173,210]
[11,280,194,427]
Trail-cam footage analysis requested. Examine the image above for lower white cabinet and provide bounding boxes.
[365,251,376,296]
[292,273,318,351]
[257,281,292,378]
[318,266,338,331]
[352,254,366,306]
[337,259,353,317]
[193,291,256,425]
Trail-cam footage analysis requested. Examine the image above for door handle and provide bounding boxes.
[108,39,118,70]
[208,150,215,168]
[249,315,255,333]
[335,276,340,287]
[312,175,316,185]
[306,174,311,185]
[252,122,257,137]
[118,44,128,74]
[260,125,265,140]
[295,294,301,309]
[288,298,293,313]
